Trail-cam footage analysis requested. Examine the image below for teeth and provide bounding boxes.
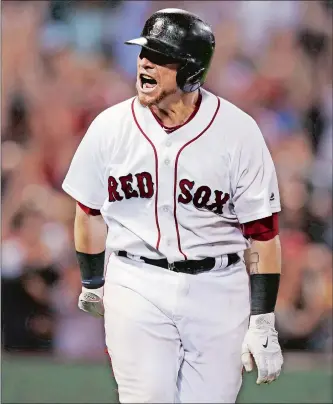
[142,74,153,79]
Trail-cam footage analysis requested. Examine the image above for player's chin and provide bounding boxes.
[136,81,160,106]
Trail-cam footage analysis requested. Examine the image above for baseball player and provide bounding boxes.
[62,8,283,403]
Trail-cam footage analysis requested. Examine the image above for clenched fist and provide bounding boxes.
[78,286,104,317]
[241,312,283,384]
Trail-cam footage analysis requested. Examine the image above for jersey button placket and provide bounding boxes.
[156,143,178,258]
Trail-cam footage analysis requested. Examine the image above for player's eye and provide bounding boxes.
[139,48,179,66]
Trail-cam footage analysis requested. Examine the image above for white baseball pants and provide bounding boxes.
[104,252,250,403]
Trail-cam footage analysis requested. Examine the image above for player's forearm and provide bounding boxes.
[242,236,283,383]
[246,236,281,275]
[74,204,107,289]
[74,204,107,253]
[245,236,281,316]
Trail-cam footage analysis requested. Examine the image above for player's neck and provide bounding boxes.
[150,91,199,128]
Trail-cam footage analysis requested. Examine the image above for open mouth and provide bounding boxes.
[140,74,157,91]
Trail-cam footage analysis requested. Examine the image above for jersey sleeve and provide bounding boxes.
[230,117,281,224]
[62,115,108,210]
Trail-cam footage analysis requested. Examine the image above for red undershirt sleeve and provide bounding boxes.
[77,202,101,216]
[242,213,279,241]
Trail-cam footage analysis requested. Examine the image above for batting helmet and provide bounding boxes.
[125,8,215,93]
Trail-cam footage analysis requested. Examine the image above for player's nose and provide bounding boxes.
[139,57,155,69]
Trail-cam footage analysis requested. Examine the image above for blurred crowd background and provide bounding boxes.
[1,0,332,360]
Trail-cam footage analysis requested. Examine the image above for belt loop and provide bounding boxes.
[221,254,229,269]
[126,252,144,263]
[168,262,176,271]
[215,256,222,270]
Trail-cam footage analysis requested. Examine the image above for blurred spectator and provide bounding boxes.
[2,207,60,352]
[51,258,105,360]
[1,0,332,358]
[237,0,301,58]
[277,237,332,351]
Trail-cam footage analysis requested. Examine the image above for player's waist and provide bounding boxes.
[115,250,240,275]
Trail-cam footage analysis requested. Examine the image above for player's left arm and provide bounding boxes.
[242,227,283,384]
[231,117,283,384]
[246,233,281,320]
[243,213,281,275]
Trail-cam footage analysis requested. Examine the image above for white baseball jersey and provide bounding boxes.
[62,89,280,262]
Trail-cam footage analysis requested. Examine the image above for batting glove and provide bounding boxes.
[78,286,104,317]
[241,312,283,384]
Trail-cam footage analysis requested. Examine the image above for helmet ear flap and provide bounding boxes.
[176,62,205,93]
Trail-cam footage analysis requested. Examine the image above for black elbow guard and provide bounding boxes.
[76,251,105,289]
[250,274,280,315]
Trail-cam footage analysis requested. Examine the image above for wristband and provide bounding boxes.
[250,273,280,315]
[76,251,105,289]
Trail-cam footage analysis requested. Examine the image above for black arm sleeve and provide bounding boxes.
[76,251,105,289]
[250,274,280,315]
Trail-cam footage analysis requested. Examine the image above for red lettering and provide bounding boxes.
[135,172,154,198]
[193,186,211,208]
[108,176,123,202]
[178,178,230,215]
[119,174,139,199]
[206,191,230,215]
[178,179,195,204]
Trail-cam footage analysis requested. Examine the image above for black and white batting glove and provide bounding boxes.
[78,286,104,317]
[241,313,283,384]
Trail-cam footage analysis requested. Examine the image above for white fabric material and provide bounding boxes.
[62,89,280,262]
[104,253,250,403]
[241,312,283,384]
[230,115,280,223]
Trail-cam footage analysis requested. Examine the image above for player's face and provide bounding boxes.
[136,48,181,107]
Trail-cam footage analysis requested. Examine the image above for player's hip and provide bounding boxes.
[103,252,250,339]
[104,251,249,304]
[104,249,247,282]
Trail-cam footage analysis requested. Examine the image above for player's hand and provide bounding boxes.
[78,286,104,317]
[241,312,283,384]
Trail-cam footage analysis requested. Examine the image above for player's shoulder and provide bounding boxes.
[83,97,136,145]
[203,88,259,132]
[92,96,136,126]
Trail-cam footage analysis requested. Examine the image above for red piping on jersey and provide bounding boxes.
[173,97,221,260]
[131,99,161,250]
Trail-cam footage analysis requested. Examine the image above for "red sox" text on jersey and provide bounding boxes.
[108,173,230,215]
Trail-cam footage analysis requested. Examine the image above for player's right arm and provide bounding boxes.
[75,203,107,317]
[62,111,110,317]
